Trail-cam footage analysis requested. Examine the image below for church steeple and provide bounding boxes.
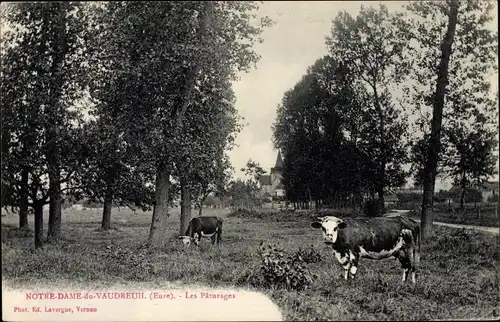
[274,150,284,169]
[270,150,284,194]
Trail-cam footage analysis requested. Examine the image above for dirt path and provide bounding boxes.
[385,210,499,235]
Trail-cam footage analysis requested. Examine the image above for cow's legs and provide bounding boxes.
[409,246,418,284]
[343,263,351,280]
[349,252,359,280]
[211,235,216,245]
[334,250,351,281]
[397,250,411,283]
[217,227,222,245]
[193,233,201,247]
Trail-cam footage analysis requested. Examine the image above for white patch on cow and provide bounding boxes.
[333,250,348,265]
[201,231,216,238]
[359,237,404,260]
[350,266,357,276]
[349,250,355,261]
[401,229,412,237]
[178,236,191,247]
[402,268,408,283]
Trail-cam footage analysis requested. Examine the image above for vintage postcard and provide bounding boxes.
[2,1,498,321]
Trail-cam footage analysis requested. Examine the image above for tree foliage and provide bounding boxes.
[326,4,412,211]
[77,1,272,247]
[402,0,497,237]
[1,2,91,247]
[272,53,409,211]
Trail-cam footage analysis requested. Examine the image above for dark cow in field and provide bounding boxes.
[178,216,223,247]
[311,215,421,284]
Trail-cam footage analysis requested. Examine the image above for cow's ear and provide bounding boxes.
[338,221,347,229]
[177,236,184,239]
[311,222,322,229]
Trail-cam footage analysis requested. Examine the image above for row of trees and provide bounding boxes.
[1,2,273,248]
[272,0,498,237]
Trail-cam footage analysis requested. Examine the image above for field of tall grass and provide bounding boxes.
[2,207,499,320]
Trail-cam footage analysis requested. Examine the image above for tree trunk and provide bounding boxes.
[46,5,68,243]
[179,176,191,236]
[101,168,116,231]
[372,85,386,216]
[198,192,208,217]
[162,1,212,236]
[47,165,62,242]
[34,202,44,249]
[459,170,466,210]
[147,163,171,248]
[307,185,312,209]
[377,186,385,216]
[460,186,466,210]
[19,167,29,230]
[101,183,113,231]
[420,0,459,240]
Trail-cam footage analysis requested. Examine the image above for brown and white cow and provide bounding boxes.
[311,215,421,284]
[178,216,223,247]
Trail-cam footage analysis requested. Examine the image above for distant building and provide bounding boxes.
[384,194,399,206]
[259,151,285,199]
[71,204,84,211]
[480,181,498,202]
[394,187,423,194]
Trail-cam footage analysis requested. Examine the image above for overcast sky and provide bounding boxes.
[229,1,499,190]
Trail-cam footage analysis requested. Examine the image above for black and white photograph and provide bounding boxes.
[1,1,499,321]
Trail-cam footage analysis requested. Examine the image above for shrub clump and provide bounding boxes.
[227,208,257,218]
[247,242,318,291]
[363,199,381,217]
[429,228,499,260]
[294,246,323,264]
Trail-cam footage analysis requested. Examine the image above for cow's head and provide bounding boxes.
[311,216,347,244]
[177,234,200,247]
[178,235,192,247]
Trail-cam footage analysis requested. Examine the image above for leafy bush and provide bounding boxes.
[248,242,317,291]
[227,208,259,218]
[294,246,323,264]
[429,228,500,260]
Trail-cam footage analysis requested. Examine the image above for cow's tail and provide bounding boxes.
[217,217,223,243]
[413,222,421,270]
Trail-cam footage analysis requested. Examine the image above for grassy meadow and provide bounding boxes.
[391,202,499,228]
[2,207,499,320]
[425,203,499,228]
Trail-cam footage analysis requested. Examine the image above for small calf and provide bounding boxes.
[311,215,421,284]
[178,216,223,247]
